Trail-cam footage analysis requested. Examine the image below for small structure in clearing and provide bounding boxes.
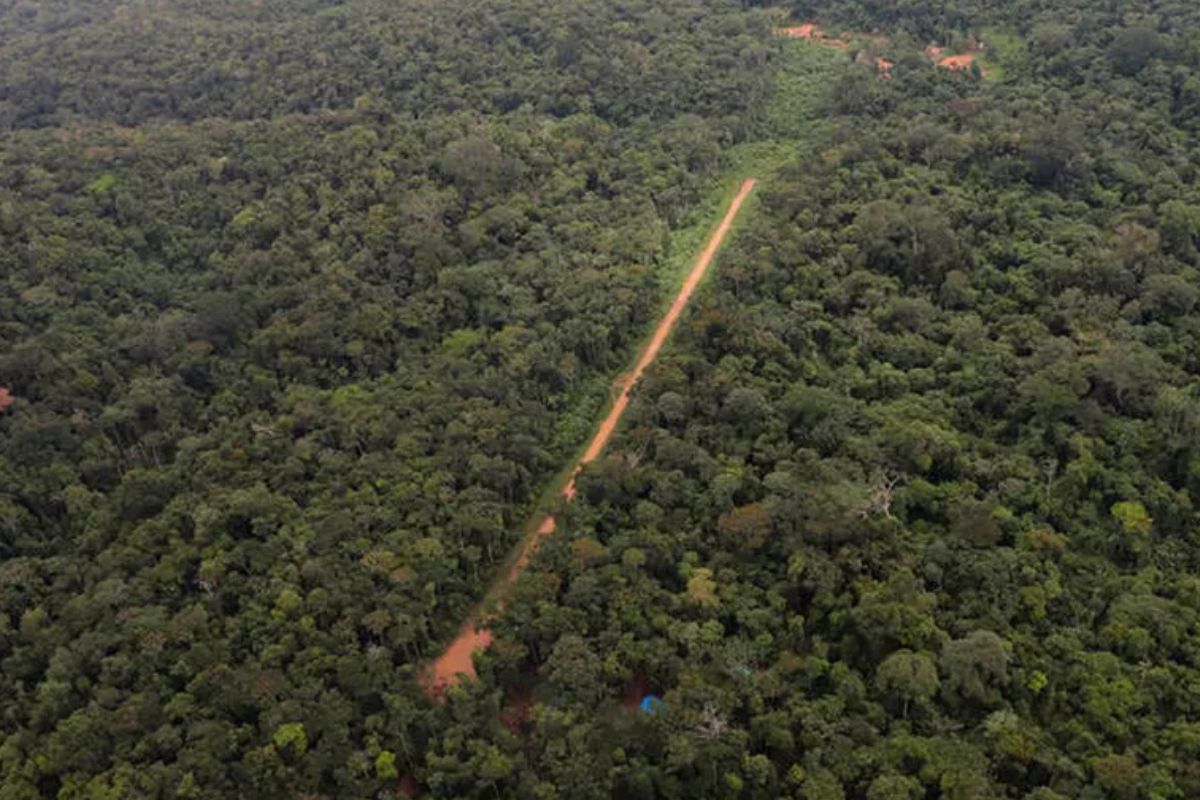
[0,387,14,412]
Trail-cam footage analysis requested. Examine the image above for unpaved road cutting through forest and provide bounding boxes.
[424,179,758,696]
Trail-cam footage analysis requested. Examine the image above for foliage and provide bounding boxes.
[5,0,1200,797]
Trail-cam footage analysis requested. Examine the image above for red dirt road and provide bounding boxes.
[423,179,758,696]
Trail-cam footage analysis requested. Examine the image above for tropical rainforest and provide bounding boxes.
[2,0,1200,798]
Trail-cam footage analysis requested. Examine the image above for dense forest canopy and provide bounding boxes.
[3,0,1200,798]
[0,0,769,131]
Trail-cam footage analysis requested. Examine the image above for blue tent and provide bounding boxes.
[639,695,665,715]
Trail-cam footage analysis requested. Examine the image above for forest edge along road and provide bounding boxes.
[423,179,758,696]
[423,178,758,697]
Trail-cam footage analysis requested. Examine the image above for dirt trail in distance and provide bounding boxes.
[423,179,758,696]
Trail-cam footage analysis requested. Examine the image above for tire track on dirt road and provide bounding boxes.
[424,178,758,696]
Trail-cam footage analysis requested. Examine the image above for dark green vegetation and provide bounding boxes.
[4,0,1200,798]
[0,1,770,796]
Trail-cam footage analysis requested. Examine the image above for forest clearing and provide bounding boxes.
[424,179,758,696]
[777,21,985,77]
[775,23,848,49]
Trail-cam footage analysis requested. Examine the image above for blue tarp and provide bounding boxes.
[639,695,665,715]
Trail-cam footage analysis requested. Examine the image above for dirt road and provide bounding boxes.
[424,178,758,695]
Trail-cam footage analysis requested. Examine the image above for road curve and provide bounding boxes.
[424,178,757,696]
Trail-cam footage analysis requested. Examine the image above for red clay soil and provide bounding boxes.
[780,25,980,79]
[776,23,817,39]
[506,513,558,583]
[938,53,977,71]
[619,672,652,710]
[424,622,494,694]
[0,387,13,412]
[775,24,848,50]
[422,179,757,697]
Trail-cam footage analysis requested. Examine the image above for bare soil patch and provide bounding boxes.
[776,24,817,39]
[938,53,978,71]
[774,23,845,49]
[778,22,890,76]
